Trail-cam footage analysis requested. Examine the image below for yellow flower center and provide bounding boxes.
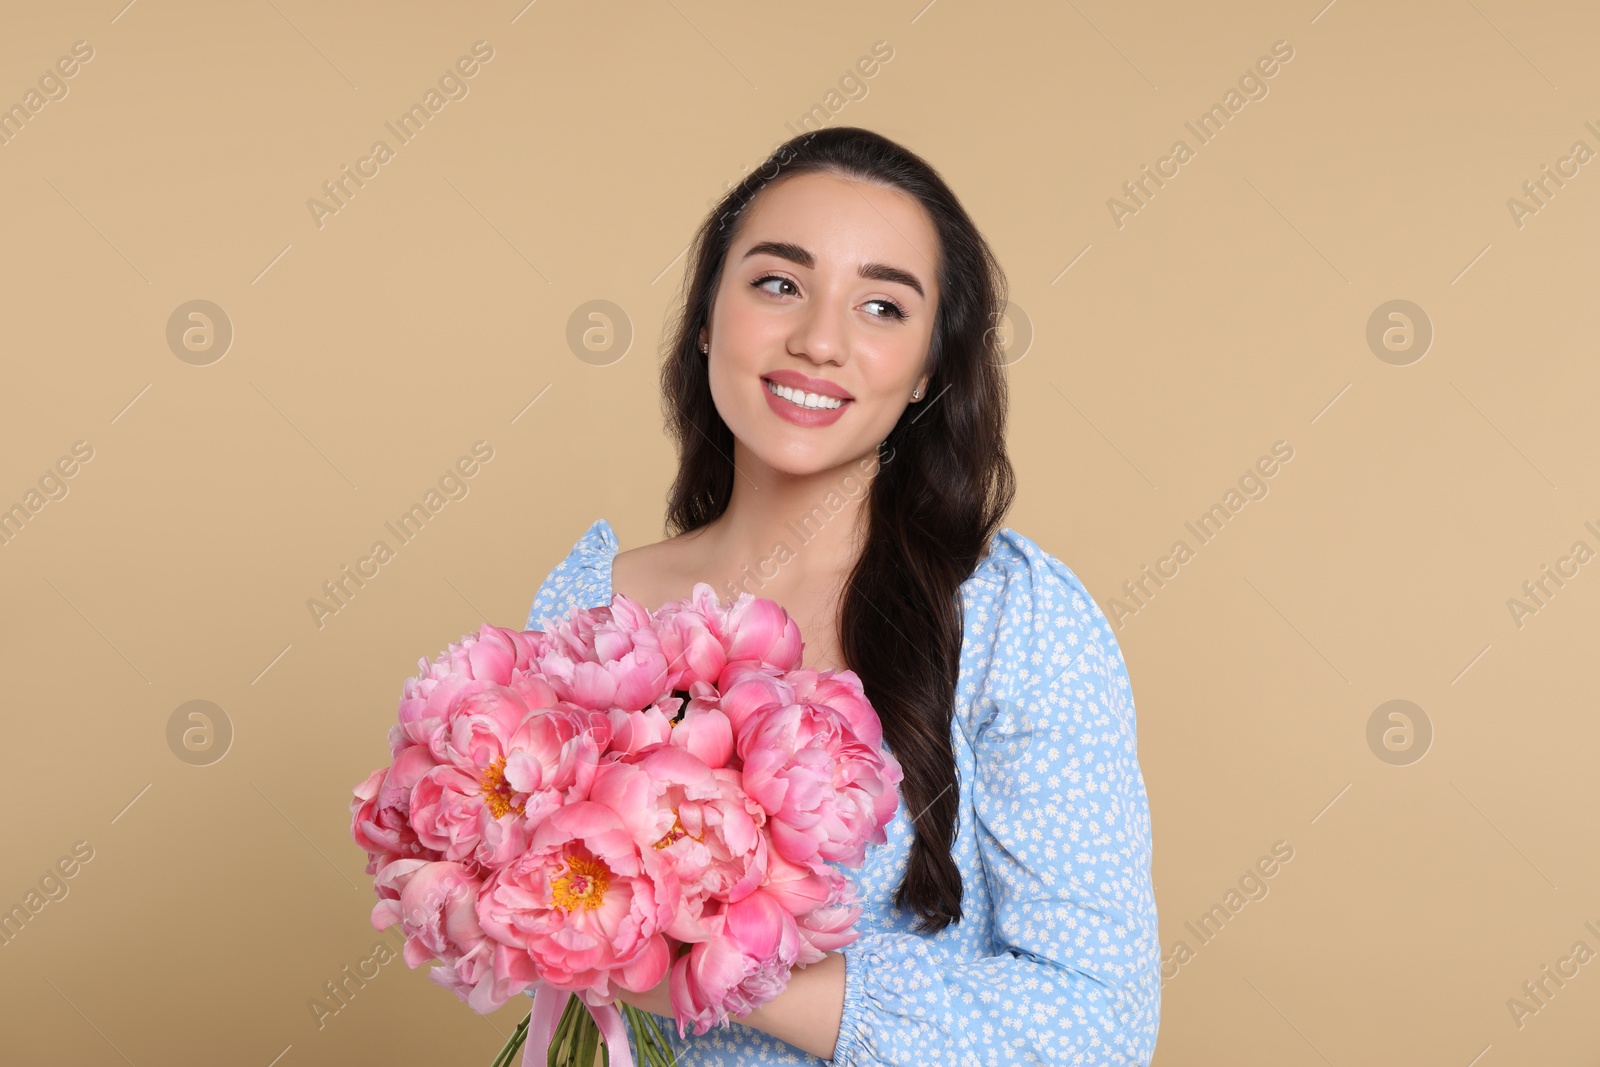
[652,811,703,851]
[551,854,611,911]
[478,755,524,819]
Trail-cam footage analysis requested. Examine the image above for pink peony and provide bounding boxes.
[719,591,804,675]
[659,767,770,916]
[585,748,720,850]
[582,753,768,942]
[391,623,541,753]
[793,898,863,966]
[765,849,866,965]
[791,667,888,753]
[501,705,612,810]
[351,744,443,882]
[653,585,731,690]
[603,703,674,756]
[410,688,608,867]
[531,595,671,712]
[668,889,801,1037]
[373,860,533,1013]
[668,680,735,769]
[475,799,679,1000]
[715,668,793,736]
[734,680,904,869]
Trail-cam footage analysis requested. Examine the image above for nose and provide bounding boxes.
[786,295,849,366]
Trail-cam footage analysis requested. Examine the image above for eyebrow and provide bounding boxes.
[740,240,926,300]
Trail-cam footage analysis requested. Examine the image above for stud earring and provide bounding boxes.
[911,386,922,400]
[700,341,708,353]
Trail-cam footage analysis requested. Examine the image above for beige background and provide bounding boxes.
[2,0,1596,1064]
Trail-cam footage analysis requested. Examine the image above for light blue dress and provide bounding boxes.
[525,518,1161,1065]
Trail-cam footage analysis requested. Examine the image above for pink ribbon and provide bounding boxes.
[522,985,634,1067]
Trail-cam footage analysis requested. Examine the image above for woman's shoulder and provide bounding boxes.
[964,525,1124,702]
[967,526,1101,615]
[524,517,618,630]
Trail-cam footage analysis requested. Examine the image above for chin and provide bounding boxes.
[748,434,879,478]
[748,441,842,476]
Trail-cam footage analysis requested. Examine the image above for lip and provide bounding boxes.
[761,375,852,427]
[761,369,854,400]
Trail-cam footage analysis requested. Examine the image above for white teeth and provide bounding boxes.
[765,379,845,410]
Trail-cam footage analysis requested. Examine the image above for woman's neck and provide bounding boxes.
[695,442,882,599]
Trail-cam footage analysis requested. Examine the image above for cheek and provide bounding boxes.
[854,397,911,446]
[855,337,926,400]
[717,294,785,354]
[707,360,740,416]
[705,354,767,446]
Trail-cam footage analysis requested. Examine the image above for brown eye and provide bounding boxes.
[752,274,798,297]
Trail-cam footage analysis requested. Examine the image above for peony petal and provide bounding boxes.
[723,890,785,960]
[617,933,672,993]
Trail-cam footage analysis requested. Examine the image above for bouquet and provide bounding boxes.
[349,584,903,1066]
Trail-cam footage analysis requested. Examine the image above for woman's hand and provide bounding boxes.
[612,949,848,1061]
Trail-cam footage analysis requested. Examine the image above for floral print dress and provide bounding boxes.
[525,518,1161,1065]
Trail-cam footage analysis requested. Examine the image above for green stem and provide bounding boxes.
[619,1004,682,1067]
[550,993,585,1067]
[578,1006,600,1067]
[491,1011,531,1067]
[492,992,691,1067]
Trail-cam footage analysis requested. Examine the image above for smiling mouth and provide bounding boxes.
[762,378,851,410]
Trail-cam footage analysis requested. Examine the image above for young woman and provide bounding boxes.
[525,126,1160,1065]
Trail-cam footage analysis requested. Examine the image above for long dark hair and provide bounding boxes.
[658,126,1016,933]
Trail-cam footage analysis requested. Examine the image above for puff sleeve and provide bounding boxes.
[828,549,1161,1066]
[525,518,616,629]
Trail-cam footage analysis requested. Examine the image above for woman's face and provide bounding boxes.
[701,170,940,477]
